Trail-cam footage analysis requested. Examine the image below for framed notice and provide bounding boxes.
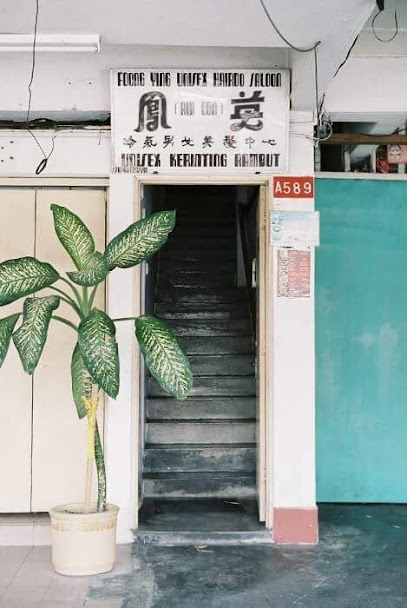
[111,69,289,174]
[271,211,320,247]
[277,249,311,299]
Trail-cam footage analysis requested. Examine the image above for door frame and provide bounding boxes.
[132,175,274,529]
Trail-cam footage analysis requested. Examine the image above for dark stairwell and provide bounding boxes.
[143,186,257,502]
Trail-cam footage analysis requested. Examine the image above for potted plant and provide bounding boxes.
[0,204,192,575]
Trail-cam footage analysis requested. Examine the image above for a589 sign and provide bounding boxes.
[273,176,314,199]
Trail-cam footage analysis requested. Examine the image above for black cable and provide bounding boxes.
[258,0,321,52]
[372,8,399,43]
[26,0,57,174]
[334,34,359,78]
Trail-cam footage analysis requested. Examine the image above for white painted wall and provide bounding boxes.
[324,0,407,121]
[325,56,407,120]
[0,110,316,540]
[272,112,316,509]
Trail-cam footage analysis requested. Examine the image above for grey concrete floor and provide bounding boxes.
[2,505,407,607]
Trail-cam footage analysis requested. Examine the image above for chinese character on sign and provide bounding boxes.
[182,136,194,147]
[123,135,137,148]
[262,138,277,146]
[223,135,237,149]
[230,91,264,131]
[163,135,175,148]
[245,136,255,149]
[134,92,171,132]
[202,135,214,148]
[143,136,157,148]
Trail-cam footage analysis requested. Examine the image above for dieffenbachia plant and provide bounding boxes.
[0,204,192,513]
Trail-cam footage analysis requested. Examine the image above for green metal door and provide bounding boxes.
[316,177,407,502]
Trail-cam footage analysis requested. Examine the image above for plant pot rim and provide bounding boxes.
[50,503,119,521]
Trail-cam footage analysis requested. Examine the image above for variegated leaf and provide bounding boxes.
[71,343,94,419]
[135,315,192,400]
[104,210,176,270]
[0,314,20,367]
[0,257,59,306]
[51,204,95,270]
[13,296,60,374]
[78,309,119,398]
[67,251,108,287]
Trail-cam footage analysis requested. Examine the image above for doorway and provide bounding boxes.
[136,180,272,535]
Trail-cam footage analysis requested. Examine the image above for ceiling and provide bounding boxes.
[1,0,374,49]
[0,0,376,117]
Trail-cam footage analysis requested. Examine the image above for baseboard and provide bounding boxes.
[273,507,318,545]
[0,514,51,546]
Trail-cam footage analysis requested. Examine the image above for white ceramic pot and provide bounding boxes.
[49,503,119,576]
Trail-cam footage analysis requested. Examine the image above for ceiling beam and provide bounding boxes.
[321,133,407,145]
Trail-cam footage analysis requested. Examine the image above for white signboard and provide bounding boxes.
[111,69,289,174]
[271,211,320,247]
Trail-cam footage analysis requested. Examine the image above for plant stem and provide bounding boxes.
[59,277,84,307]
[82,287,89,317]
[52,315,78,331]
[83,384,98,513]
[95,421,106,513]
[49,286,83,318]
[88,285,98,310]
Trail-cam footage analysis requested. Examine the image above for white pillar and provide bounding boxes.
[104,173,137,544]
[272,112,318,543]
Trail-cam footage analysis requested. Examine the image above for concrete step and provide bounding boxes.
[188,355,255,376]
[146,421,256,444]
[165,319,252,337]
[173,226,235,237]
[181,336,254,355]
[143,472,256,499]
[147,397,256,421]
[156,288,246,304]
[150,376,256,397]
[155,302,247,319]
[160,257,235,269]
[134,530,272,546]
[175,218,235,229]
[159,275,236,289]
[159,264,235,277]
[164,241,235,253]
[144,445,256,473]
[161,252,235,264]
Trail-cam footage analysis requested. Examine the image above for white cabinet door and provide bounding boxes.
[0,190,35,512]
[31,189,106,511]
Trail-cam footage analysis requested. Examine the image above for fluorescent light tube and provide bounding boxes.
[0,34,100,53]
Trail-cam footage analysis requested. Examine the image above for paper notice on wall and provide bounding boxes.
[271,211,319,247]
[277,249,311,298]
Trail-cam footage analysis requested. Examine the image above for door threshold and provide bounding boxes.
[135,530,273,546]
[135,499,272,545]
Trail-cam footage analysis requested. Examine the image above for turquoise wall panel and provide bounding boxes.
[316,178,407,502]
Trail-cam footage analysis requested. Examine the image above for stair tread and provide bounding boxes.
[144,443,256,449]
[144,471,255,479]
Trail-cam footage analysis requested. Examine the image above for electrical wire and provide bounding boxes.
[372,8,399,43]
[258,0,321,52]
[26,0,57,174]
[334,34,359,77]
[258,0,329,145]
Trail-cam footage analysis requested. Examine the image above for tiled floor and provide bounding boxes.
[0,545,131,608]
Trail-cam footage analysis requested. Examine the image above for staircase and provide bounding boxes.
[143,186,257,500]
